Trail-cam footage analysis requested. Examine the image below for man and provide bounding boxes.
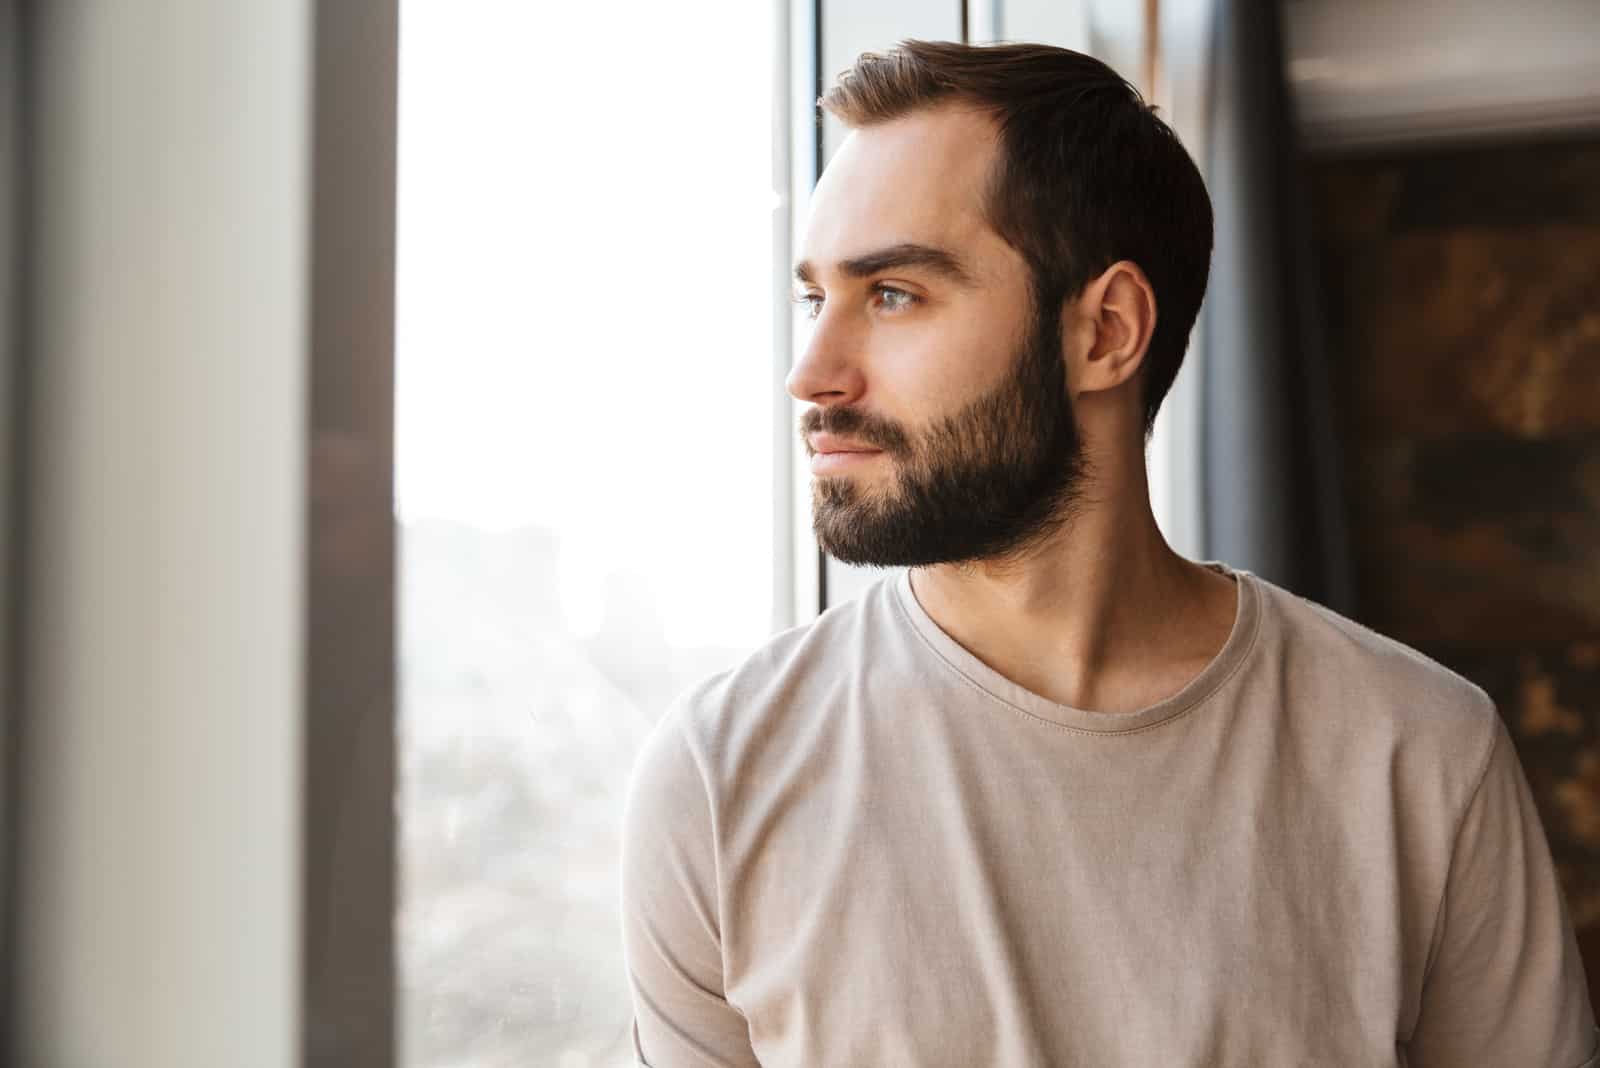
[620,40,1598,1067]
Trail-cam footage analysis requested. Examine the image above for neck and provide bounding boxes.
[906,434,1234,714]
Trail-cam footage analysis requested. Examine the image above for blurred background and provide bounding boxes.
[2,0,1598,1066]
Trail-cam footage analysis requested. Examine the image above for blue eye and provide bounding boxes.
[875,285,918,312]
[784,282,915,316]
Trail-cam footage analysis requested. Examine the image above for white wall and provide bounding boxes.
[12,2,310,1064]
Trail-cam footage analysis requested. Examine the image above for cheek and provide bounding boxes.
[870,314,1009,414]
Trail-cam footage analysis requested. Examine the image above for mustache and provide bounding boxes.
[798,406,912,455]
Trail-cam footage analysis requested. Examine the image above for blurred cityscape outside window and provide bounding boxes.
[394,3,778,1064]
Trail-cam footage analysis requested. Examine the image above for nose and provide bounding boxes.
[785,308,866,408]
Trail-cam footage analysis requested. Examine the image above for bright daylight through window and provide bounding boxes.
[394,3,779,1064]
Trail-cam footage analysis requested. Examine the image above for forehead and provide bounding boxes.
[801,105,1009,274]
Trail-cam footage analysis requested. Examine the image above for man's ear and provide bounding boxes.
[1072,261,1157,396]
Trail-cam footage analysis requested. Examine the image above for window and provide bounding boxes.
[394,3,780,1063]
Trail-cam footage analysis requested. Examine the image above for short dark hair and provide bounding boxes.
[820,40,1213,440]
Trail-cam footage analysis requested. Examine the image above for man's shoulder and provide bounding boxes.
[644,573,902,781]
[1250,571,1499,754]
[1227,572,1502,833]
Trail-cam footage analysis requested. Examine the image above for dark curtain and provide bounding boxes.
[1202,0,1354,614]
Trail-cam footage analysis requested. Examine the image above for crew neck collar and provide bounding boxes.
[890,560,1262,734]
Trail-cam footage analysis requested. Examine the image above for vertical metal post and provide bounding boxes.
[302,0,399,1063]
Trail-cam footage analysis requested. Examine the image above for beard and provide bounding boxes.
[800,288,1090,570]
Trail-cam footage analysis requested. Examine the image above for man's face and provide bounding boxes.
[789,105,1088,569]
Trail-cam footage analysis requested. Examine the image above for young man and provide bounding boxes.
[620,40,1597,1067]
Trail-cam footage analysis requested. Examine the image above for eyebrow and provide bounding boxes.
[793,242,977,288]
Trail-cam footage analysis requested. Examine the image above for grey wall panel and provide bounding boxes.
[9,1,401,1063]
[12,2,311,1064]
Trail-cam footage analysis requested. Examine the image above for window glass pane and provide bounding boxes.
[394,4,778,1064]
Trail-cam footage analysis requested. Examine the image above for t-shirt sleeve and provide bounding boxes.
[1407,706,1600,1067]
[619,698,762,1068]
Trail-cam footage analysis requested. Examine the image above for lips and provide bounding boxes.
[807,432,884,456]
[809,448,882,474]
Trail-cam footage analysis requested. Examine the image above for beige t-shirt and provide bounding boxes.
[620,561,1598,1067]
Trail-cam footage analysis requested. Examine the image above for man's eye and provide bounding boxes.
[792,293,823,320]
[787,281,915,319]
[874,285,918,312]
